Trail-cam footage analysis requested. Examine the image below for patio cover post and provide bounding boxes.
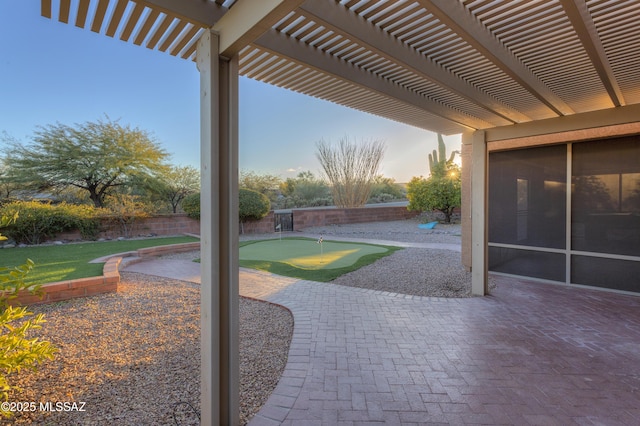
[471,130,488,295]
[196,30,240,426]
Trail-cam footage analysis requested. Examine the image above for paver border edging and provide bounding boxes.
[11,241,202,306]
[11,256,122,306]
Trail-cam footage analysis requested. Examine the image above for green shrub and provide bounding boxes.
[102,193,154,238]
[0,214,56,416]
[57,202,102,240]
[368,193,395,204]
[406,168,461,223]
[0,201,101,244]
[368,176,405,203]
[181,192,200,219]
[239,188,270,222]
[182,189,270,233]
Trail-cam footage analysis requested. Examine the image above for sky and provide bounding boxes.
[0,1,461,183]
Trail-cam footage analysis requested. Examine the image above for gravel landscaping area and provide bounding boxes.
[331,247,473,297]
[246,218,487,298]
[8,218,475,425]
[299,217,463,245]
[8,273,292,425]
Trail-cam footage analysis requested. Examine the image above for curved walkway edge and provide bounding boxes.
[123,252,640,425]
[247,274,640,426]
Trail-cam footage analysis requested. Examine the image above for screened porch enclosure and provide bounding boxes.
[488,135,640,293]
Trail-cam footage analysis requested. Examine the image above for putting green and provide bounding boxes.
[240,238,388,270]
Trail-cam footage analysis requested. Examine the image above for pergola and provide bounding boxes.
[41,0,640,424]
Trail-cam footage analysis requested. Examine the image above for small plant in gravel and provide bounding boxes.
[0,214,57,417]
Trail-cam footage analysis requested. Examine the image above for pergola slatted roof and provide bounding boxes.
[41,0,640,135]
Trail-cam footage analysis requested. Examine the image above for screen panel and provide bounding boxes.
[489,246,565,282]
[572,255,640,293]
[489,145,566,249]
[572,137,640,256]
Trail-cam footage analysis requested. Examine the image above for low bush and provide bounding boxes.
[0,214,57,417]
[102,194,154,238]
[239,188,270,234]
[239,188,270,222]
[0,201,101,244]
[181,193,200,219]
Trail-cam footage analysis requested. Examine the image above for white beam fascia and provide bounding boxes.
[300,1,530,125]
[132,0,226,27]
[212,0,306,58]
[255,29,486,131]
[419,0,575,117]
[485,103,640,142]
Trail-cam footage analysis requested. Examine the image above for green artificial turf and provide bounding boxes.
[239,237,401,282]
[1,236,199,285]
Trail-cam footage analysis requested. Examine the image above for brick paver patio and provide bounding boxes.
[125,259,640,425]
[244,271,640,425]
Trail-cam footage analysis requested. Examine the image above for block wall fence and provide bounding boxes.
[243,205,419,233]
[54,214,201,241]
[50,206,419,240]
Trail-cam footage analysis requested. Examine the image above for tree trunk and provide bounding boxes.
[441,208,452,223]
[89,190,103,208]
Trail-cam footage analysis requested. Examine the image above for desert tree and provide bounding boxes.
[316,137,386,208]
[279,171,331,208]
[239,170,282,203]
[146,164,200,213]
[407,134,461,223]
[2,118,169,208]
[0,159,20,201]
[407,164,461,223]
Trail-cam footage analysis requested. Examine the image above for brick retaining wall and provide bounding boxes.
[10,242,201,306]
[240,205,418,233]
[241,211,275,234]
[292,205,418,230]
[47,206,417,239]
[11,257,121,306]
[53,214,200,241]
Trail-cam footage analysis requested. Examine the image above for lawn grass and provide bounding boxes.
[1,236,199,285]
[239,237,401,282]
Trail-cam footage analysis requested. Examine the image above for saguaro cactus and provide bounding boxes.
[428,134,458,177]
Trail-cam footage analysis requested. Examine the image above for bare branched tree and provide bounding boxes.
[316,137,386,208]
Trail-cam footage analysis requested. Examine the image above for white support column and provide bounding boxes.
[471,130,488,295]
[196,29,239,426]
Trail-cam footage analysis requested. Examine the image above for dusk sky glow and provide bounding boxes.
[0,1,461,183]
